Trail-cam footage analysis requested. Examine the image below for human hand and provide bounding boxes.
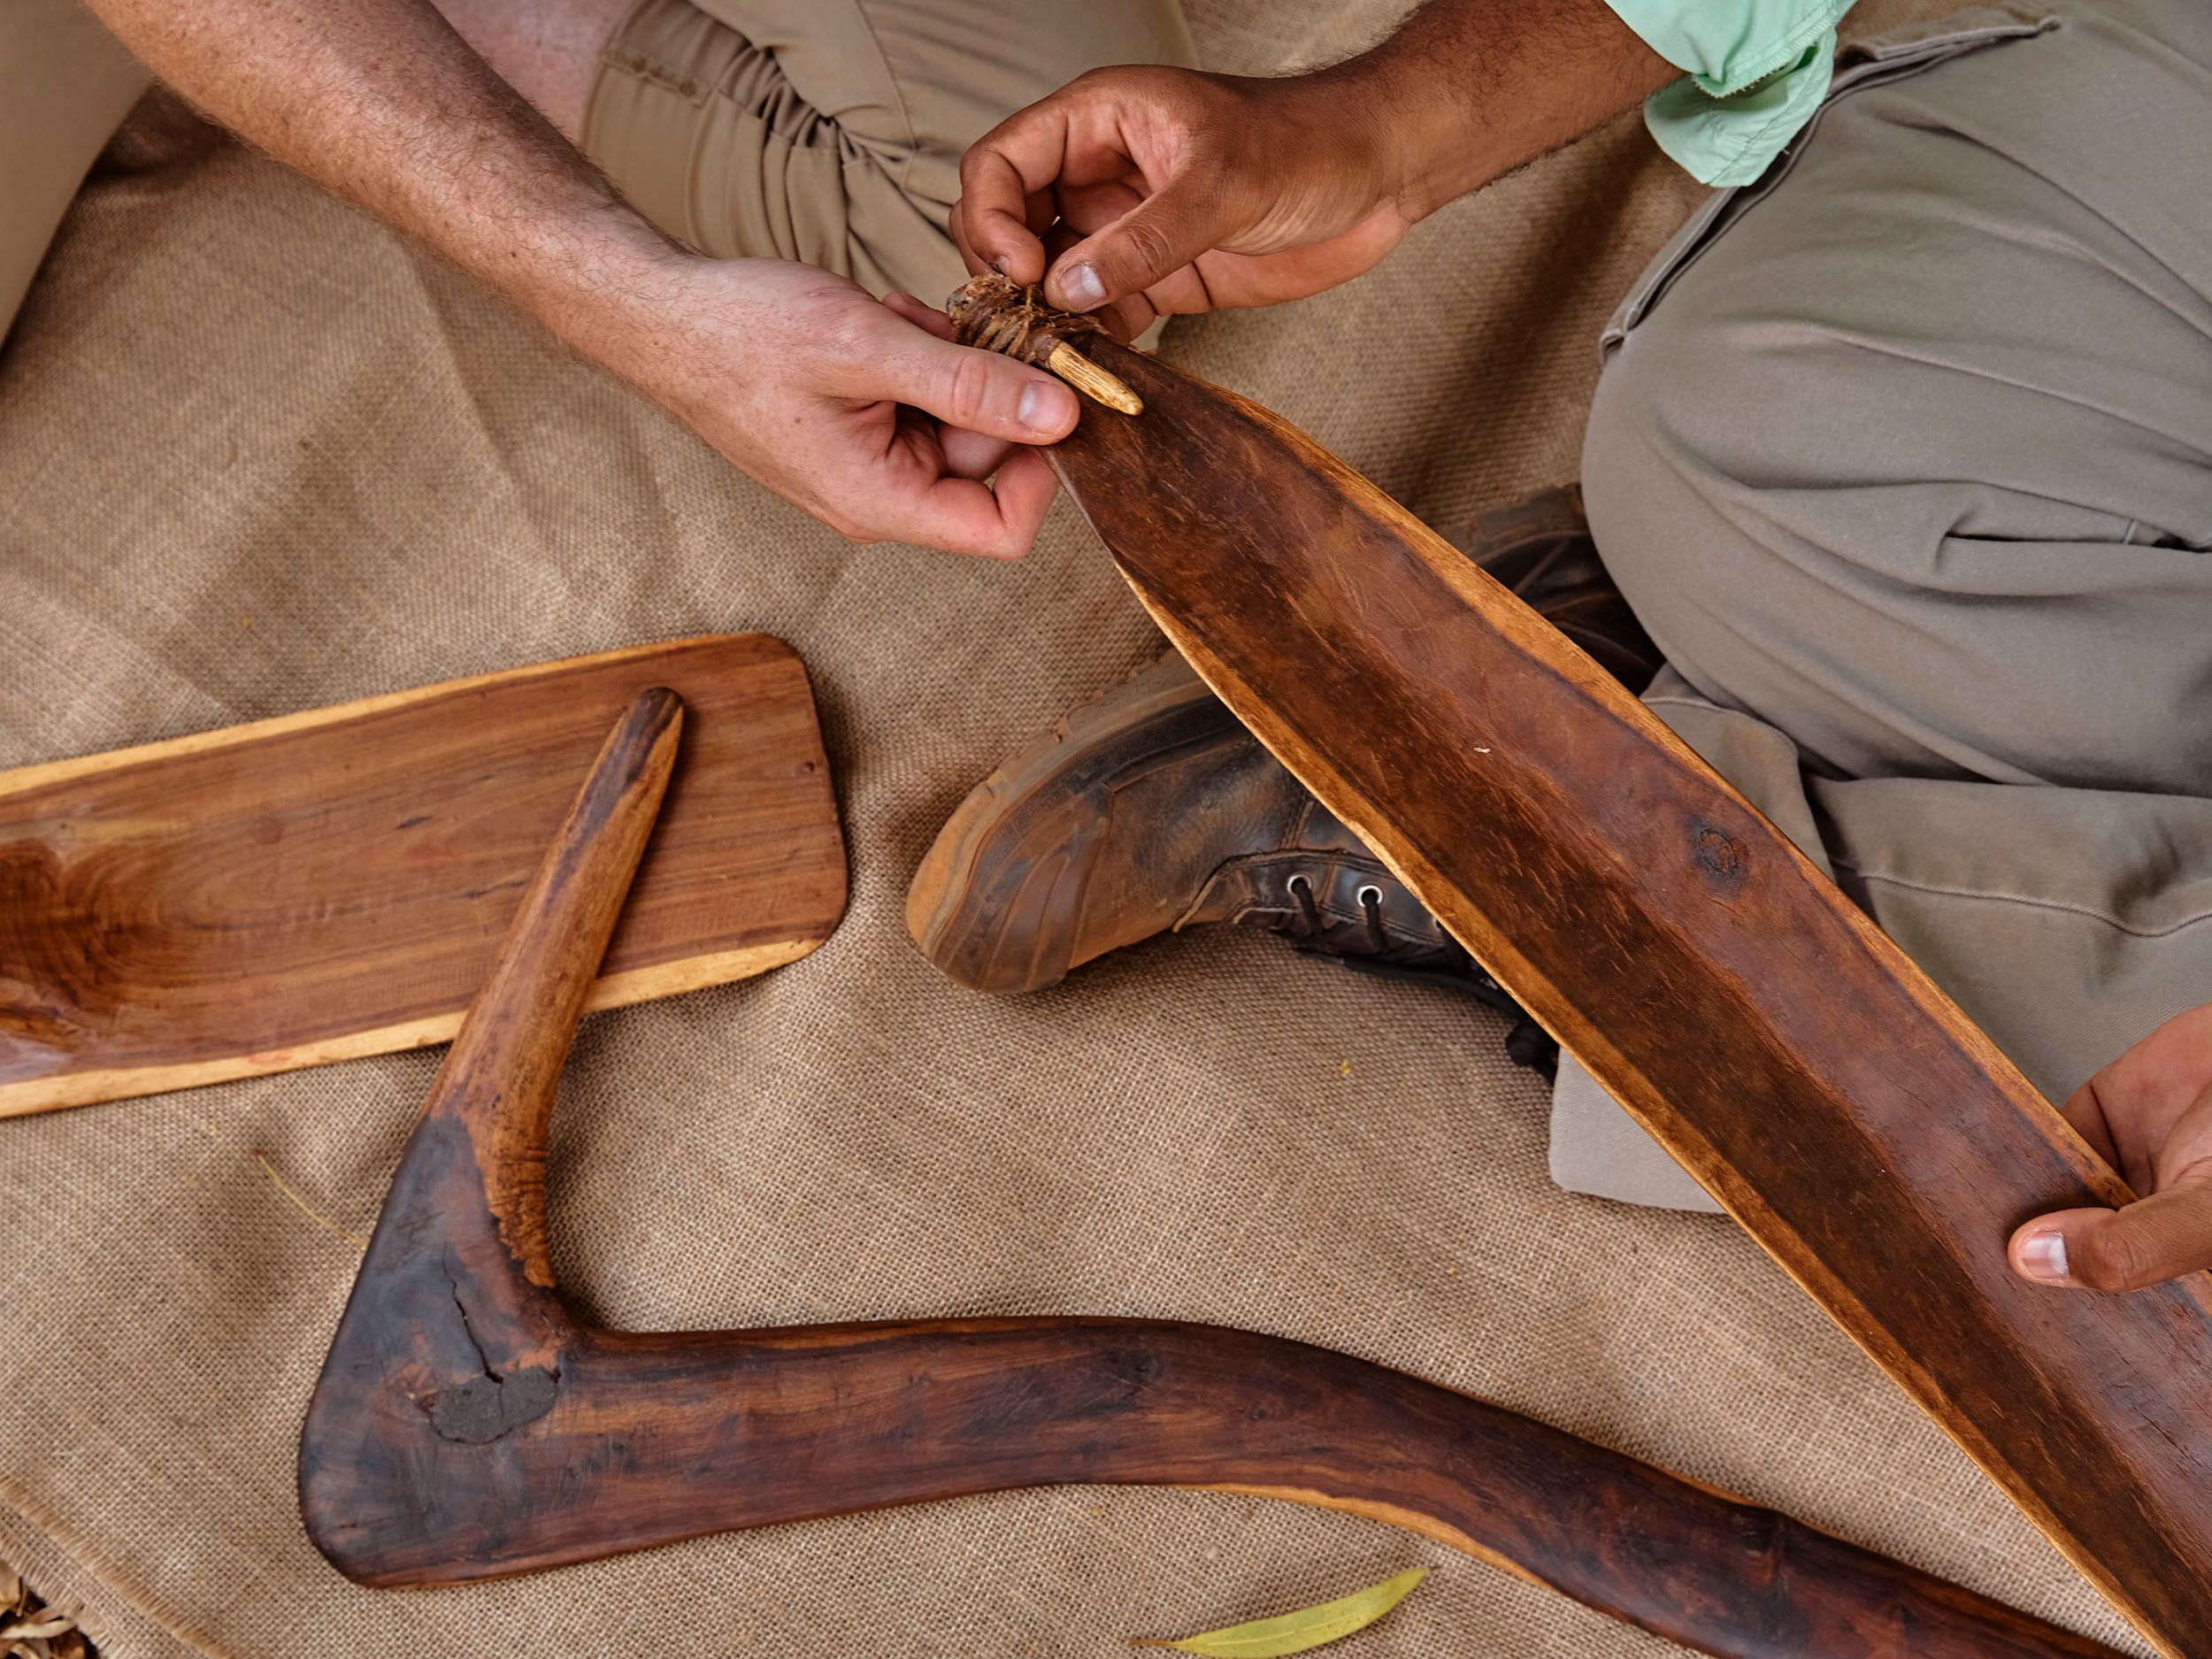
[590,256,1079,558]
[950,0,1674,342]
[952,65,1417,340]
[2009,1002,2212,1292]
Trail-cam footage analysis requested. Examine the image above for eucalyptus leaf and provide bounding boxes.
[1133,1567,1429,1656]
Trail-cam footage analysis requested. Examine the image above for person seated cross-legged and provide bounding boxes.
[910,0,2212,1297]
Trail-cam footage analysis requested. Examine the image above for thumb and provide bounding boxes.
[2010,1181,2212,1292]
[879,329,1079,442]
[1044,178,1233,313]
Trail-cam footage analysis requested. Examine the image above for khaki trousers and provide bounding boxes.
[582,0,1193,299]
[0,0,1193,349]
[0,0,150,347]
[1555,0,2212,1211]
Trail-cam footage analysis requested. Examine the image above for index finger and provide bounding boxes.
[950,189,1052,282]
[2061,1074,2125,1171]
[957,101,1078,285]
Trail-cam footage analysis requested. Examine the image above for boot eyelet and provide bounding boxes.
[1356,884,1388,952]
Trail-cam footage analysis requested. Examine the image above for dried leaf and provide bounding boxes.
[1133,1568,1428,1656]
[0,1560,91,1659]
[0,1616,75,1642]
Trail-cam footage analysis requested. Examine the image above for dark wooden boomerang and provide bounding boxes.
[1002,313,2212,1655]
[302,689,2119,1658]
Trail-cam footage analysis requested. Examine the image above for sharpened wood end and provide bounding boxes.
[1046,343,1143,416]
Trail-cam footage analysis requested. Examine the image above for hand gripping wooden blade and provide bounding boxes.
[973,289,2212,1655]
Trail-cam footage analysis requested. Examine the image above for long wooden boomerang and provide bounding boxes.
[960,293,2212,1653]
[303,690,2120,1658]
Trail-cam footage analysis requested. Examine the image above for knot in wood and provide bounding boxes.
[425,1363,560,1444]
[1693,825,1748,882]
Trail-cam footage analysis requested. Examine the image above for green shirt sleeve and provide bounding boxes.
[1603,0,1855,186]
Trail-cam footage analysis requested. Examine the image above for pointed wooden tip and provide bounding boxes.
[1046,342,1143,416]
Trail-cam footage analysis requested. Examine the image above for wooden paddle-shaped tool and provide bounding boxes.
[302,687,2120,1658]
[941,276,2212,1655]
[0,636,843,1117]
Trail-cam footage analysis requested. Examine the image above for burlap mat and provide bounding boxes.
[0,2,2148,1654]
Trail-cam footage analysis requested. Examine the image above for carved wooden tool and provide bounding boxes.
[945,283,2212,1655]
[303,690,2118,1658]
[0,636,843,1118]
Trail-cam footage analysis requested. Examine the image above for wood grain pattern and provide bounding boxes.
[1032,333,2212,1655]
[302,695,2120,1659]
[0,636,845,1117]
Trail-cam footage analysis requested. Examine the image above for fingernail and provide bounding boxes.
[1060,263,1106,311]
[1018,378,1075,434]
[2019,1232,2070,1282]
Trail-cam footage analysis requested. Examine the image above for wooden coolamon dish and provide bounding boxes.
[1008,308,2212,1656]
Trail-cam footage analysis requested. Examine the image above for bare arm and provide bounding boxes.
[1320,0,1676,219]
[80,0,661,370]
[955,0,1674,337]
[82,0,1080,558]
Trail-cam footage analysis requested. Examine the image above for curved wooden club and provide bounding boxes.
[303,689,2117,1659]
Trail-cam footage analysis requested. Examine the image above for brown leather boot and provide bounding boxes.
[905,485,1659,1069]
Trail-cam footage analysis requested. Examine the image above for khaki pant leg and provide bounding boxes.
[1,0,150,349]
[580,0,1194,298]
[1555,0,2212,1210]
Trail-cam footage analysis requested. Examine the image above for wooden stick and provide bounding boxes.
[299,692,2119,1658]
[1045,341,1143,415]
[1025,327,2212,1656]
[945,273,1142,414]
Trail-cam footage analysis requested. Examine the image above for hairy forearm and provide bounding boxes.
[80,0,680,373]
[1320,0,1676,218]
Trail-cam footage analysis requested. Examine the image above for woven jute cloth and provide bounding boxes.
[0,1,2149,1653]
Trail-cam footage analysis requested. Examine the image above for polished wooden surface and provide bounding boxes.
[0,636,845,1116]
[1035,334,2212,1655]
[301,699,2117,1659]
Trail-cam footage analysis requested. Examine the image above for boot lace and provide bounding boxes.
[1284,872,1558,1080]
